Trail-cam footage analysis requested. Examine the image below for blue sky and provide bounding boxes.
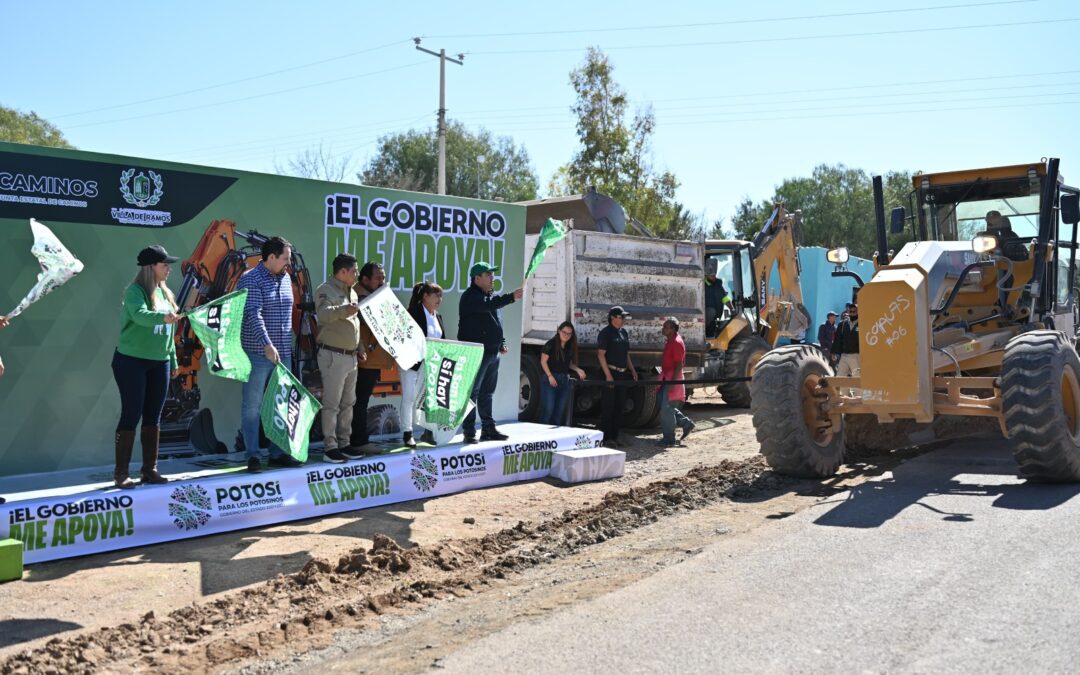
[3,0,1077,230]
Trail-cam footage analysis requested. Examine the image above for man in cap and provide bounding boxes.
[457,262,523,443]
[704,257,732,337]
[598,305,638,448]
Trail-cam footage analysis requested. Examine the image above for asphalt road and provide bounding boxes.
[432,437,1080,674]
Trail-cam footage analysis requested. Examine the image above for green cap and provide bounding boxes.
[469,261,500,278]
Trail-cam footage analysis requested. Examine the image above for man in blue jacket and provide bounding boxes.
[458,262,523,443]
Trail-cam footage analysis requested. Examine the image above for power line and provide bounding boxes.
[53,38,412,119]
[469,17,1080,55]
[64,61,429,130]
[441,84,1080,127]
[451,69,1080,116]
[658,99,1078,125]
[468,98,1078,131]
[178,114,434,165]
[166,113,436,158]
[424,0,1035,39]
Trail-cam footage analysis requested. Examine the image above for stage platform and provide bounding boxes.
[0,423,604,565]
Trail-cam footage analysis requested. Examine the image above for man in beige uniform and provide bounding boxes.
[315,254,363,463]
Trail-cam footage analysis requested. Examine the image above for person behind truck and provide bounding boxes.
[657,317,695,447]
[817,311,838,364]
[403,281,446,447]
[539,321,587,426]
[238,236,303,474]
[831,303,860,384]
[112,245,181,489]
[457,262,524,444]
[597,306,638,448]
[351,261,395,454]
[704,258,732,337]
[314,253,363,464]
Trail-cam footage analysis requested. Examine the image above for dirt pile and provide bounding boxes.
[0,457,779,675]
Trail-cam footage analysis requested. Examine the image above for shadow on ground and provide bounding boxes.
[0,618,82,650]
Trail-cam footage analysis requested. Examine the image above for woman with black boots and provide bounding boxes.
[111,245,180,488]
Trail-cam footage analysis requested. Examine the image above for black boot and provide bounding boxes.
[114,430,137,489]
[403,431,417,448]
[140,426,169,485]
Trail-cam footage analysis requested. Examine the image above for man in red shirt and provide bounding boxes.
[658,317,695,446]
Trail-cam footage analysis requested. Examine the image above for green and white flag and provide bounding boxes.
[260,362,321,462]
[416,339,485,445]
[185,289,252,382]
[524,218,568,279]
[357,285,426,369]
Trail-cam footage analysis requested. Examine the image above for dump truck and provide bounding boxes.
[751,158,1080,482]
[516,191,811,425]
[517,208,705,427]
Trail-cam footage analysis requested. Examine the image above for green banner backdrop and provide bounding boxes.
[0,141,525,476]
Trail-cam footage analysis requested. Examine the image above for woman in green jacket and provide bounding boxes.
[112,246,180,488]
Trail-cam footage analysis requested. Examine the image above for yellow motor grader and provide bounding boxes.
[751,158,1080,481]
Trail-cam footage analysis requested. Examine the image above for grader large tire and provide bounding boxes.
[750,344,846,477]
[1001,331,1080,482]
[719,334,771,408]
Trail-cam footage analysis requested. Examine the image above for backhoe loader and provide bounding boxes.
[702,203,811,406]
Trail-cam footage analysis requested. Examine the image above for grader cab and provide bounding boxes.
[751,158,1080,482]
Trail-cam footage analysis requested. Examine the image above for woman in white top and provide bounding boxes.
[401,282,445,447]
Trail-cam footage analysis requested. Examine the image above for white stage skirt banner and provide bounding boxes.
[0,426,604,564]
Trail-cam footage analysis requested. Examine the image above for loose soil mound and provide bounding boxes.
[1,458,780,675]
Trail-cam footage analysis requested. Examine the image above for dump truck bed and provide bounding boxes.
[521,229,705,354]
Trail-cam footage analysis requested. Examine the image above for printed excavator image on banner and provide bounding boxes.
[164,219,404,455]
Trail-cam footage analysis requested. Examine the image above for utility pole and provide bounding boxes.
[414,38,464,195]
[476,154,486,199]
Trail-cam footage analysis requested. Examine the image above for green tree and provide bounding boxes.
[0,105,74,148]
[557,48,698,240]
[359,121,539,202]
[731,164,913,258]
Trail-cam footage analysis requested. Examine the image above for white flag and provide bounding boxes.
[355,285,426,370]
[7,219,85,318]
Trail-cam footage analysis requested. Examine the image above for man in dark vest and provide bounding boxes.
[458,262,523,443]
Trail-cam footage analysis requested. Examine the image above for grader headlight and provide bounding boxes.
[827,247,850,265]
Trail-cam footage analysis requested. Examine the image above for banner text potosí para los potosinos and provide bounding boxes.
[0,426,603,564]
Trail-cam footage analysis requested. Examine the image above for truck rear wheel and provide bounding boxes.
[719,334,771,407]
[1001,331,1080,482]
[751,344,845,477]
[625,379,661,428]
[519,353,542,422]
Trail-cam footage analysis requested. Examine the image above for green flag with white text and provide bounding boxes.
[524,218,567,279]
[417,339,485,441]
[185,289,251,382]
[260,363,321,462]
